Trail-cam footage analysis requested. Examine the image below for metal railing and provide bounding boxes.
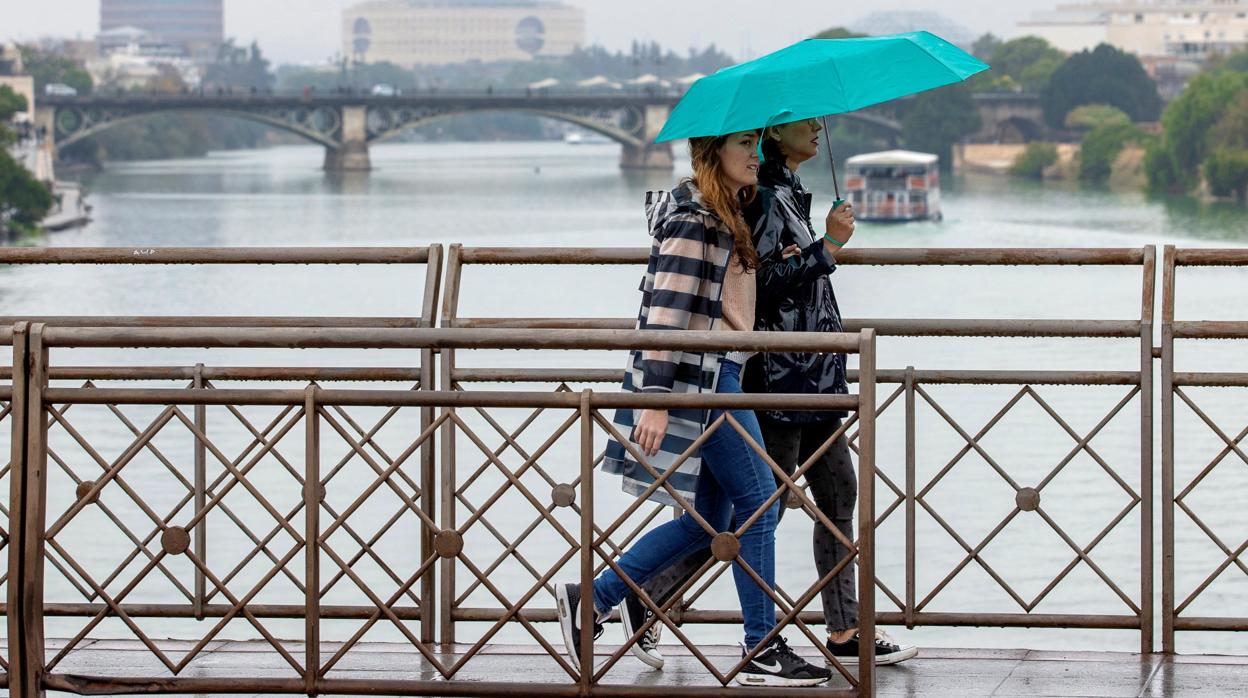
[5,324,877,697]
[441,245,1159,652]
[1160,245,1248,651]
[0,242,1246,696]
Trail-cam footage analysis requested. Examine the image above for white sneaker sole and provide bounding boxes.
[555,584,580,668]
[827,645,919,667]
[618,601,665,670]
[734,672,829,687]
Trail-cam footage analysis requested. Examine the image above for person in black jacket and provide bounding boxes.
[745,116,916,667]
[617,118,917,671]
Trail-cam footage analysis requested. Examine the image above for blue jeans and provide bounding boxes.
[592,360,781,649]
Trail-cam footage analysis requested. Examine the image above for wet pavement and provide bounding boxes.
[25,639,1248,696]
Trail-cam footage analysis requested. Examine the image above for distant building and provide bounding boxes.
[849,11,976,48]
[100,0,224,59]
[343,0,586,67]
[89,27,202,89]
[1020,0,1248,60]
[0,42,24,75]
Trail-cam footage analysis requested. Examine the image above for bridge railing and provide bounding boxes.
[442,245,1159,652]
[1160,245,1248,652]
[5,325,878,698]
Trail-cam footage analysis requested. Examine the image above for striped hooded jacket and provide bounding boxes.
[603,181,736,508]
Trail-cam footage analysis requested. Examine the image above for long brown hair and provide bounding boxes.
[688,133,759,271]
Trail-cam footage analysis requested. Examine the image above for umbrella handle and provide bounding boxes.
[819,116,843,206]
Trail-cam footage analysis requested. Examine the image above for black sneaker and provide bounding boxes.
[826,629,918,666]
[556,582,603,667]
[736,636,831,687]
[619,593,664,669]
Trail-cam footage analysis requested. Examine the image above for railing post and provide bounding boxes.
[1139,246,1156,655]
[438,243,464,646]
[419,244,443,645]
[193,362,207,622]
[304,386,321,696]
[11,323,48,698]
[857,330,877,697]
[904,366,916,630]
[578,389,594,693]
[1160,245,1177,654]
[7,322,32,697]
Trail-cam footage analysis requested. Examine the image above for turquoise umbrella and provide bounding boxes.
[655,31,990,143]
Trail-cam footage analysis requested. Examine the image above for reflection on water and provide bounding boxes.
[7,142,1247,656]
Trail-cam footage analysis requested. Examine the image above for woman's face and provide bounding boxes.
[770,118,823,164]
[717,130,761,191]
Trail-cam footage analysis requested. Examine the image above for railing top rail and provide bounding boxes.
[32,326,869,354]
[41,386,864,411]
[0,315,421,328]
[454,246,1148,266]
[449,317,1144,338]
[0,246,435,265]
[1172,248,1248,267]
[0,366,425,382]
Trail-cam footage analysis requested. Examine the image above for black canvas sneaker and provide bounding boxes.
[556,582,604,667]
[736,636,832,687]
[619,593,664,669]
[826,629,918,666]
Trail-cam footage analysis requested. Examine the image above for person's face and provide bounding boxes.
[770,118,823,164]
[718,130,761,191]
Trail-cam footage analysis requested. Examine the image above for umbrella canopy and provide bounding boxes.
[655,31,989,143]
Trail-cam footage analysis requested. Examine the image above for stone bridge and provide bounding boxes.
[36,91,1045,171]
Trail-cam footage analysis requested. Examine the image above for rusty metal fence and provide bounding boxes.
[0,243,1245,697]
[5,324,877,697]
[1160,245,1248,651]
[442,245,1159,653]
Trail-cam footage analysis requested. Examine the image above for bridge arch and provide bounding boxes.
[50,106,343,150]
[994,116,1046,144]
[363,105,647,148]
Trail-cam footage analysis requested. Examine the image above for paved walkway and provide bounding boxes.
[25,640,1248,696]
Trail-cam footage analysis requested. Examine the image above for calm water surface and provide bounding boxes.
[6,142,1247,659]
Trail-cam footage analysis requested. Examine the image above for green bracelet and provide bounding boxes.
[823,233,845,248]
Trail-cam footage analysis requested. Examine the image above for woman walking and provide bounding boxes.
[555,130,831,687]
[617,118,916,671]
[747,116,916,666]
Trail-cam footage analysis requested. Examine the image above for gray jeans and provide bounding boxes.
[638,416,859,632]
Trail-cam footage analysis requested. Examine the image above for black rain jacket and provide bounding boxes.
[743,161,849,422]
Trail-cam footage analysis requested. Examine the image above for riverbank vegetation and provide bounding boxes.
[0,86,52,237]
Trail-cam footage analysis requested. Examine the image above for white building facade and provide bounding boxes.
[1021,1,1248,59]
[343,0,585,67]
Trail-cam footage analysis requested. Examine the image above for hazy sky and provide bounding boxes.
[6,0,1057,64]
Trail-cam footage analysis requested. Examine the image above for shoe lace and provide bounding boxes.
[873,628,895,644]
[769,636,800,661]
[640,609,662,648]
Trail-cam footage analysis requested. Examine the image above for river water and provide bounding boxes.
[7,142,1247,661]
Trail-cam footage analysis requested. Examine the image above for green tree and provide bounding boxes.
[17,45,92,94]
[900,83,983,169]
[1079,121,1141,183]
[1210,90,1248,150]
[1010,141,1059,178]
[1064,104,1132,132]
[0,85,26,121]
[1042,44,1161,128]
[0,150,53,236]
[813,27,865,39]
[1147,70,1248,191]
[0,85,27,147]
[202,39,275,90]
[1204,148,1248,198]
[971,33,1001,61]
[992,37,1065,92]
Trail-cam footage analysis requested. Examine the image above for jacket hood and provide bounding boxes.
[644,180,713,236]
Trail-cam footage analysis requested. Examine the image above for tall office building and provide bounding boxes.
[343,0,585,67]
[100,0,225,57]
